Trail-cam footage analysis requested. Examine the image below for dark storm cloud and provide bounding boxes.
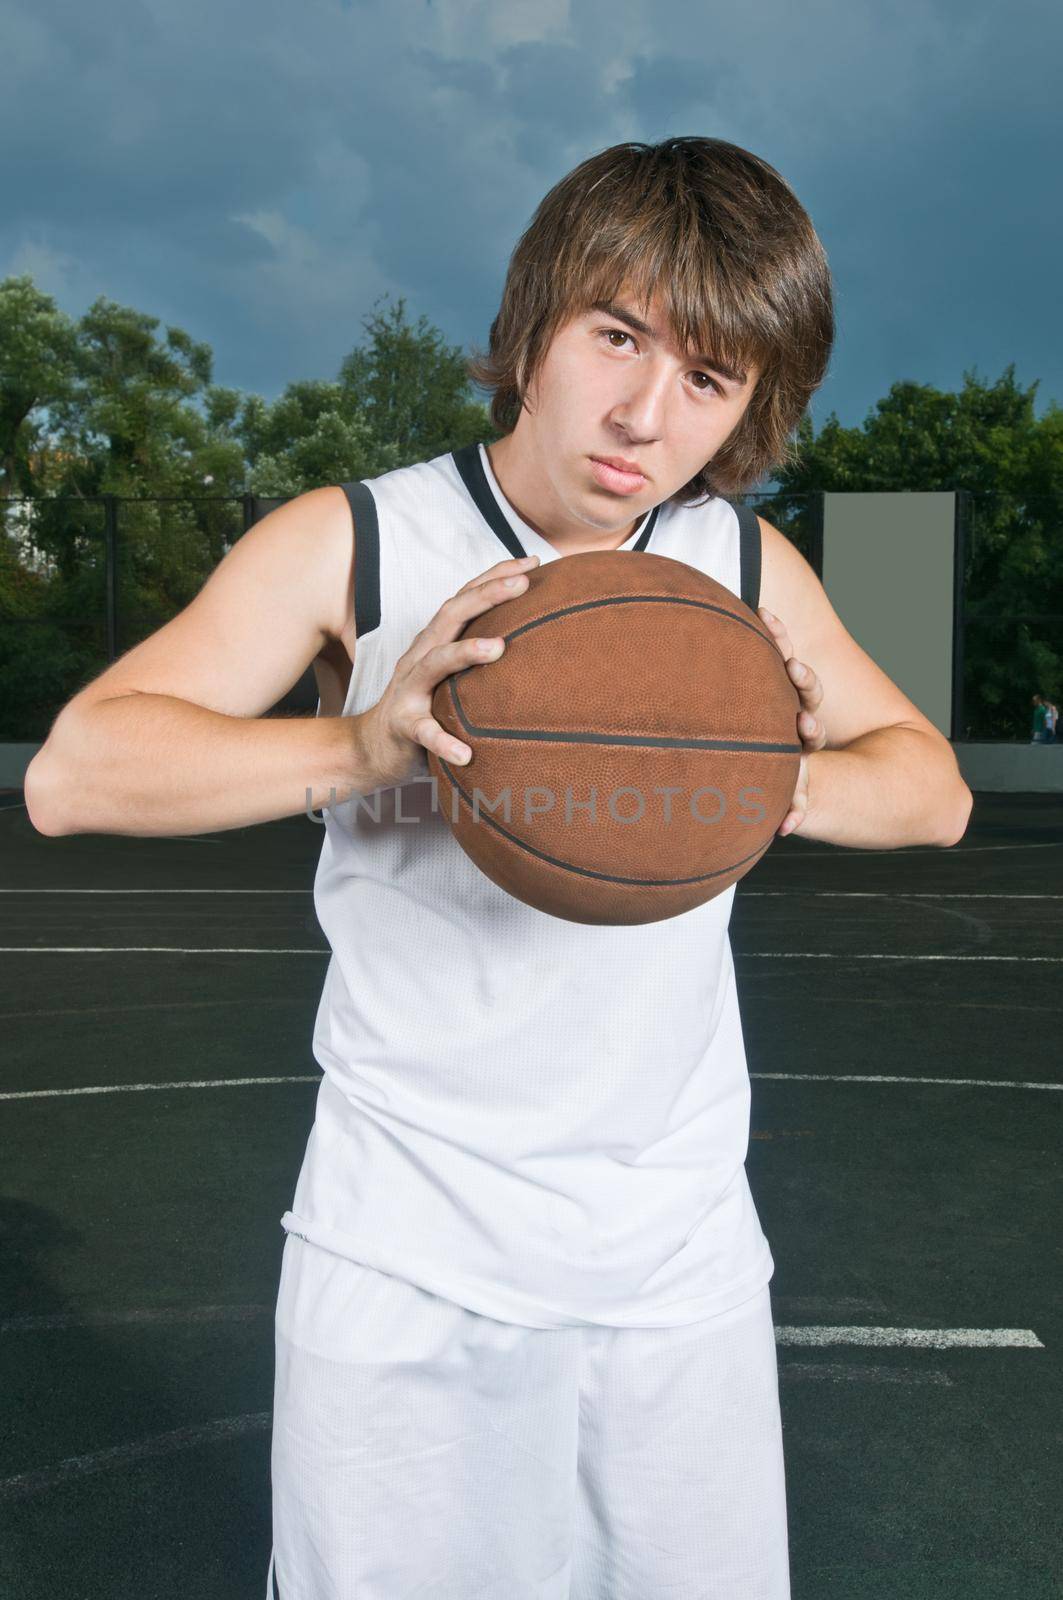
[1,0,1058,424]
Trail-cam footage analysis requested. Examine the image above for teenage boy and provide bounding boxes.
[27,137,972,1600]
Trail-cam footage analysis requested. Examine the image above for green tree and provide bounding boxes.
[0,281,499,737]
[338,295,493,464]
[765,369,1063,739]
[0,276,80,498]
[229,379,398,499]
[11,298,251,699]
[232,294,494,497]
[45,296,245,500]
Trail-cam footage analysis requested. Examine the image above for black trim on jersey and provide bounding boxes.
[450,443,660,558]
[337,460,757,635]
[730,498,761,613]
[339,479,381,640]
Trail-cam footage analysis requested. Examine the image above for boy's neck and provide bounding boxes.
[484,435,642,555]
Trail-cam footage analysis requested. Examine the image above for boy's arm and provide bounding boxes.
[24,486,376,837]
[757,517,973,849]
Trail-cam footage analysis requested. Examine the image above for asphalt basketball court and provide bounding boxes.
[1,782,1060,1597]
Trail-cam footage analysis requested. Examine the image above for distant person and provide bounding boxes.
[1044,697,1058,743]
[1031,693,1048,742]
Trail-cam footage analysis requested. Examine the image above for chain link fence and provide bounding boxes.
[1,488,1059,744]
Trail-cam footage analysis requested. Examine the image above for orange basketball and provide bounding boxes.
[427,550,801,925]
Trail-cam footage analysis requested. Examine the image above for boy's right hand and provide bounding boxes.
[357,553,541,790]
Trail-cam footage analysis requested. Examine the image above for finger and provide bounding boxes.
[423,568,534,650]
[407,634,507,706]
[798,710,827,749]
[758,607,792,660]
[409,630,512,760]
[408,712,475,767]
[787,658,823,707]
[456,554,540,596]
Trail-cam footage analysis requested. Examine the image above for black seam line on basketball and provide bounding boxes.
[449,594,795,746]
[449,678,800,751]
[438,758,772,887]
[475,592,774,651]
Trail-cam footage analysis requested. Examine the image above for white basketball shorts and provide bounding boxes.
[266,1230,790,1599]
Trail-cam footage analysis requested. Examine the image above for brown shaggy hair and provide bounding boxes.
[466,137,834,504]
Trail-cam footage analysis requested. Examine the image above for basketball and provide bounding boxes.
[427,550,802,925]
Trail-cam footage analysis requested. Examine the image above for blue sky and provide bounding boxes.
[2,0,1059,433]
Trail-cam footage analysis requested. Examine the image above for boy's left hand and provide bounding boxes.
[757,606,828,837]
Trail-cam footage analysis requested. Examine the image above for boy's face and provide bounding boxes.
[517,283,759,527]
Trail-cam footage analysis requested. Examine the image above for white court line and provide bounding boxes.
[783,1363,955,1386]
[0,1412,272,1501]
[740,952,1063,962]
[2,1305,270,1332]
[775,1326,1044,1349]
[1,946,1061,962]
[0,1324,1043,1500]
[2,1070,1059,1103]
[1,1303,1033,1348]
[0,1322,1045,1501]
[0,946,324,954]
[1,887,1061,898]
[751,1071,1062,1090]
[0,1074,319,1101]
[742,891,1063,899]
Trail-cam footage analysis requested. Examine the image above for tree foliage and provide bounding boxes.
[758,368,1063,738]
[0,277,80,498]
[0,270,1059,741]
[0,281,498,737]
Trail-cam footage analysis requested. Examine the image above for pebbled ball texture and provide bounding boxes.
[427,549,801,925]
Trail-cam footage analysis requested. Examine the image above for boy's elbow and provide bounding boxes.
[24,749,73,837]
[939,783,974,848]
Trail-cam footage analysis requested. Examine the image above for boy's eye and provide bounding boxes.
[598,328,720,394]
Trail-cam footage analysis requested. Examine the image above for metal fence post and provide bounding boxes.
[104,493,118,662]
[951,489,970,742]
[808,490,824,581]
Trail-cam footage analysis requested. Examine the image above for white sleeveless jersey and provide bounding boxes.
[280,441,776,1329]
